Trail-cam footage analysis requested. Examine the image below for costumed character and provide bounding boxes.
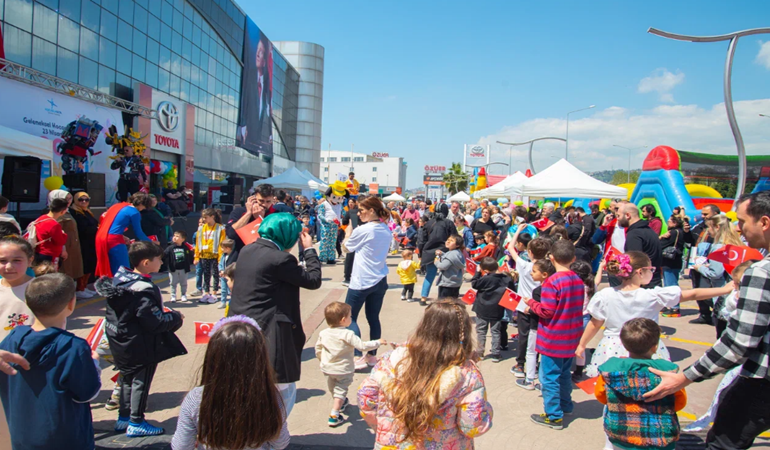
[317,180,349,265]
[94,193,152,277]
[106,126,149,201]
[346,172,360,197]
[58,117,103,175]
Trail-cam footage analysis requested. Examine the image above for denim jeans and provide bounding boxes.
[220,281,230,305]
[277,382,297,418]
[420,262,438,299]
[345,277,388,356]
[662,267,681,311]
[539,354,574,420]
[195,261,203,291]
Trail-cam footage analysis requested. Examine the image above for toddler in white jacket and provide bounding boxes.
[315,302,385,427]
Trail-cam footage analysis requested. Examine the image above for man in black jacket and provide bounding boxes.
[226,184,275,252]
[418,205,459,306]
[272,190,294,214]
[618,203,662,287]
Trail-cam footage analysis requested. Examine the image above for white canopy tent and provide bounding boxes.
[0,125,53,160]
[448,191,471,202]
[253,167,327,191]
[302,169,326,185]
[382,193,406,202]
[507,158,627,198]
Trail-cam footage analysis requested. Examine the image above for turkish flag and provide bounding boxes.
[85,319,105,351]
[708,245,764,274]
[148,235,159,243]
[498,288,522,311]
[531,218,553,231]
[461,289,477,305]
[195,321,215,344]
[576,376,600,395]
[466,259,477,276]
[236,216,263,246]
[184,242,194,251]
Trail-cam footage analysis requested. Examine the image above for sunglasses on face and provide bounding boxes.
[78,197,90,202]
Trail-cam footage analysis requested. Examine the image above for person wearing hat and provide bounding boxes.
[228,212,322,417]
[318,181,349,265]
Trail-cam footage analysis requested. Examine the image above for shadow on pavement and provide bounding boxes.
[296,387,325,404]
[569,399,604,421]
[668,346,693,363]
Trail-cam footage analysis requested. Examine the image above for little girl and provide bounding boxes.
[194,209,226,304]
[0,236,36,339]
[472,231,498,262]
[577,251,732,377]
[569,260,596,381]
[358,300,493,449]
[435,235,466,298]
[396,249,420,302]
[171,316,290,450]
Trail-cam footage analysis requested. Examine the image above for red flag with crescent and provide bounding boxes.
[708,245,764,274]
[195,322,215,344]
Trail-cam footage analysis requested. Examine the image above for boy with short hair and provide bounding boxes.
[30,198,69,267]
[508,226,552,378]
[471,256,515,362]
[315,301,384,427]
[523,239,584,430]
[0,273,101,450]
[595,318,687,450]
[0,196,21,233]
[163,230,194,303]
[96,241,186,437]
[217,239,238,309]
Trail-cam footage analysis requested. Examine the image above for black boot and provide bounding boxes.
[572,365,584,382]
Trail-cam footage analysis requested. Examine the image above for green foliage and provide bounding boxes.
[443,162,469,194]
[610,170,641,185]
[712,180,757,199]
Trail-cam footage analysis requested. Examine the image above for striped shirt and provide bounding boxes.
[535,271,586,358]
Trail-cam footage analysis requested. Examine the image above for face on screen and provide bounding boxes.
[256,41,266,71]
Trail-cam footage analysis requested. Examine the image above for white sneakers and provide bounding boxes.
[76,290,95,299]
[180,295,188,303]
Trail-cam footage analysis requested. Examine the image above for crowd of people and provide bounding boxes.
[0,183,768,450]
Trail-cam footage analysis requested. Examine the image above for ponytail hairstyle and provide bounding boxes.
[606,251,650,279]
[570,260,596,298]
[359,196,390,221]
[386,300,474,443]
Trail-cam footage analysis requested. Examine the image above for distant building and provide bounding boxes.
[321,150,407,195]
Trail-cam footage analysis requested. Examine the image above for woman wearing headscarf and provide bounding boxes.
[70,191,99,297]
[228,212,321,418]
[48,190,87,298]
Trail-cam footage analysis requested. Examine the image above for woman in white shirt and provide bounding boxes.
[576,251,732,377]
[342,196,393,369]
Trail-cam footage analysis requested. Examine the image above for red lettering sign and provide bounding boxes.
[154,134,180,149]
[372,152,389,158]
[424,165,446,173]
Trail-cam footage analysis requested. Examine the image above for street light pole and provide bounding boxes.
[566,105,596,161]
[497,137,566,174]
[612,145,646,183]
[760,114,770,118]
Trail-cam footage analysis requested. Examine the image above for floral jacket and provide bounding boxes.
[357,347,493,449]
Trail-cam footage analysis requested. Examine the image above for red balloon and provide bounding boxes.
[150,160,161,173]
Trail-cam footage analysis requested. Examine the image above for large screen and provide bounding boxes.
[237,18,274,157]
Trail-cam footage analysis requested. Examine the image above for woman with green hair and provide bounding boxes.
[228,212,322,418]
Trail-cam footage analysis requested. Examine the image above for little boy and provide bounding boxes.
[396,249,421,302]
[471,257,515,362]
[714,260,756,339]
[30,197,69,268]
[0,274,101,449]
[163,230,195,303]
[508,226,552,378]
[595,318,686,450]
[0,196,20,233]
[523,239,584,430]
[315,302,384,427]
[218,239,238,309]
[96,241,186,437]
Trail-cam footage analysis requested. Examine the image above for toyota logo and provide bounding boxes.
[157,101,179,132]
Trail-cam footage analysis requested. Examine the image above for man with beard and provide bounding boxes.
[618,202,662,287]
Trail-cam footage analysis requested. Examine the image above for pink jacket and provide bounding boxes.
[401,208,421,224]
[358,347,493,449]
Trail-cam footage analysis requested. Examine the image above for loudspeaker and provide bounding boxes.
[1,156,42,203]
[62,172,106,207]
[63,173,87,191]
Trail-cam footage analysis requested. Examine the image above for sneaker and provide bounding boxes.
[407,298,418,303]
[487,354,502,363]
[169,296,177,303]
[515,379,536,391]
[689,316,712,325]
[198,294,210,304]
[126,420,165,437]
[365,354,378,366]
[105,395,120,411]
[341,279,350,287]
[190,290,203,297]
[328,413,346,427]
[661,308,681,318]
[115,416,130,432]
[534,382,541,391]
[341,397,350,412]
[76,290,95,299]
[530,413,563,430]
[217,303,226,309]
[401,295,407,301]
[510,365,526,378]
[354,356,369,371]
[180,295,189,303]
[419,299,428,307]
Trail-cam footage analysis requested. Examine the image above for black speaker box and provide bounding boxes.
[63,172,106,207]
[1,156,42,203]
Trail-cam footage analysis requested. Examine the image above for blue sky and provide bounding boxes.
[239,1,770,188]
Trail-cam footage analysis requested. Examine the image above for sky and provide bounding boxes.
[238,1,770,189]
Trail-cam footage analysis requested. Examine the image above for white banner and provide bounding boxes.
[0,77,124,209]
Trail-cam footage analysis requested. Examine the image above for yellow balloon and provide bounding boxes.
[725,211,737,222]
[513,200,523,206]
[43,176,64,191]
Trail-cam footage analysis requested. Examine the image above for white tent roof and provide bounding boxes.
[301,169,326,185]
[382,193,405,202]
[448,191,471,202]
[253,167,327,191]
[473,171,528,198]
[507,159,627,198]
[0,125,53,160]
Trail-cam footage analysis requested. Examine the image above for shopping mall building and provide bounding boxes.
[0,0,324,211]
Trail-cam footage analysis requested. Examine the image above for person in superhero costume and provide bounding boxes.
[94,192,152,277]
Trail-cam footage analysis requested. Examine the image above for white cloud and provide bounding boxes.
[755,41,770,70]
[477,100,770,175]
[637,68,685,103]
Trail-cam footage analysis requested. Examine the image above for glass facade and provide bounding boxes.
[0,0,300,179]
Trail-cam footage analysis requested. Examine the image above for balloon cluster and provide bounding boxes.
[150,161,179,189]
[313,190,323,201]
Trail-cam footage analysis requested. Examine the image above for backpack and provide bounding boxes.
[23,217,54,248]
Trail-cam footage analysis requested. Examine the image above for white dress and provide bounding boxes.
[585,286,681,377]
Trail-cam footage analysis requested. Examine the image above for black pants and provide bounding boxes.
[401,283,414,299]
[691,271,714,321]
[438,286,460,298]
[119,363,158,423]
[516,313,533,366]
[336,229,344,257]
[344,252,355,282]
[117,177,140,202]
[200,257,219,293]
[706,376,770,449]
[500,321,509,349]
